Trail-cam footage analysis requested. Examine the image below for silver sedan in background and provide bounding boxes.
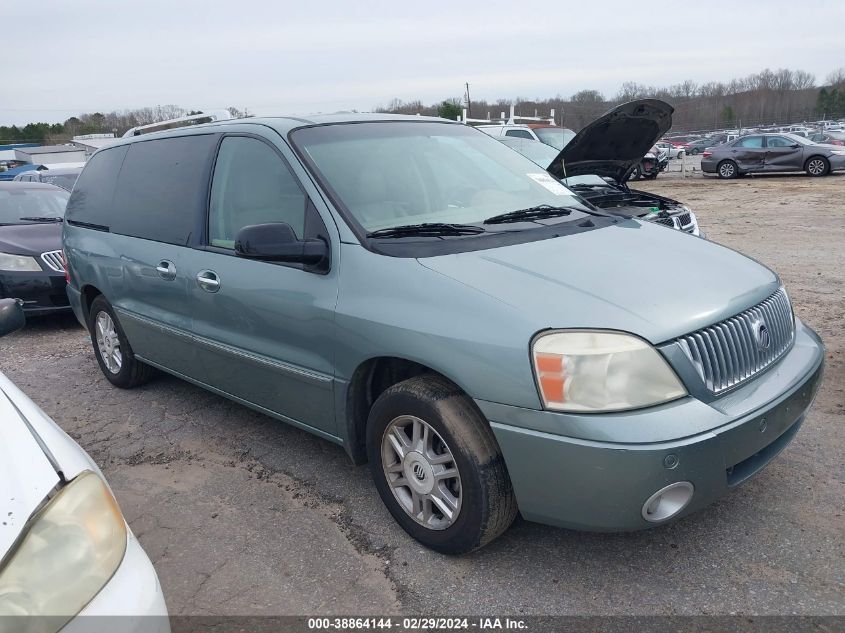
[701,133,845,178]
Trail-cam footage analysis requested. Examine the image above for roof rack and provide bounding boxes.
[459,104,556,126]
[121,109,233,138]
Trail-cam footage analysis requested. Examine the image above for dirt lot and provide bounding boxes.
[1,170,843,616]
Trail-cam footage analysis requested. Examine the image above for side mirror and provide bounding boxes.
[234,223,328,266]
[0,298,25,337]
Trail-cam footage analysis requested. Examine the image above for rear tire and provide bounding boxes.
[366,375,517,554]
[691,148,700,155]
[88,295,154,388]
[805,156,830,177]
[717,160,739,179]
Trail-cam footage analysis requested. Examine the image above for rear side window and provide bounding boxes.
[112,134,217,245]
[735,136,764,148]
[208,136,306,248]
[66,145,128,229]
[766,136,794,148]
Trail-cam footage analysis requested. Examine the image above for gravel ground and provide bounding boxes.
[1,170,843,617]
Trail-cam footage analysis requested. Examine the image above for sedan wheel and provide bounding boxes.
[718,160,738,179]
[805,157,829,177]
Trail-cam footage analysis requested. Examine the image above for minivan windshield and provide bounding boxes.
[291,122,593,234]
[0,188,69,224]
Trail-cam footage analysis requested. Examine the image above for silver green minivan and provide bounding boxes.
[64,102,824,553]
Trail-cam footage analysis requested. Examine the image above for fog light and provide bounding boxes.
[641,481,694,522]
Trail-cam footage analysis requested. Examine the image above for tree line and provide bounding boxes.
[377,67,845,133]
[3,68,844,144]
[0,106,248,145]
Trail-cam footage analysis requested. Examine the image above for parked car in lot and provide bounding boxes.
[477,123,575,150]
[64,107,824,554]
[0,182,70,315]
[807,131,845,145]
[13,166,83,192]
[630,143,669,179]
[680,137,715,155]
[499,102,701,236]
[701,133,845,177]
[0,299,169,630]
[655,141,685,159]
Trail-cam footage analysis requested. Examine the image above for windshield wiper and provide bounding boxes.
[483,204,579,225]
[18,216,63,223]
[366,223,486,239]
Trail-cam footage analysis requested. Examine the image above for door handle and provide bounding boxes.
[156,260,176,280]
[196,270,220,293]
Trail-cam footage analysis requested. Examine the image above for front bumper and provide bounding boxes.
[828,154,845,171]
[479,319,824,531]
[63,531,170,633]
[0,270,70,316]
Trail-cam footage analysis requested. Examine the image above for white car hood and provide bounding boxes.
[0,385,60,560]
[0,371,98,562]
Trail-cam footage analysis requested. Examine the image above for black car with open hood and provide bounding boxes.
[537,99,702,237]
[547,99,674,184]
[0,182,70,315]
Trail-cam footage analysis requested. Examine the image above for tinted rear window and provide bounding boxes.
[66,145,128,229]
[112,134,217,245]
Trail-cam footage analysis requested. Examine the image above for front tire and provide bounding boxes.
[88,295,154,388]
[366,375,517,554]
[717,160,739,179]
[691,148,700,155]
[805,156,830,177]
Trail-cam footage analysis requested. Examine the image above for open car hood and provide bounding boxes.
[547,99,674,184]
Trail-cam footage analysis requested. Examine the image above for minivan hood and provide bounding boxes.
[0,223,62,256]
[548,99,674,184]
[0,382,61,561]
[419,221,778,344]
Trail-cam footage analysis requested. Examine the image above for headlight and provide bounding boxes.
[830,150,845,156]
[532,330,687,412]
[0,471,127,626]
[0,253,42,272]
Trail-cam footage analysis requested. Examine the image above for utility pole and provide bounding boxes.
[465,82,471,118]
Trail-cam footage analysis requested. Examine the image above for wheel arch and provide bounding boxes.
[80,284,104,319]
[343,356,479,465]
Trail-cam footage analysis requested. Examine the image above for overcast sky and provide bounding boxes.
[2,0,843,126]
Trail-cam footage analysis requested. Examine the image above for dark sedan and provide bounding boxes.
[0,182,70,315]
[682,137,716,155]
[701,133,845,178]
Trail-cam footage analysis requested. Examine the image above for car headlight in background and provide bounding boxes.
[0,471,127,627]
[532,330,687,412]
[0,253,42,272]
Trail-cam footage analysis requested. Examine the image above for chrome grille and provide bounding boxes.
[678,213,692,226]
[41,250,65,273]
[677,288,794,393]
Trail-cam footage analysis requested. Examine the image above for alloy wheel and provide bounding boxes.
[381,415,462,530]
[807,159,826,175]
[719,162,736,178]
[95,311,122,374]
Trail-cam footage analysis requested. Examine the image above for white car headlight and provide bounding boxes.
[829,150,845,156]
[0,471,127,625]
[532,330,687,412]
[0,253,42,272]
